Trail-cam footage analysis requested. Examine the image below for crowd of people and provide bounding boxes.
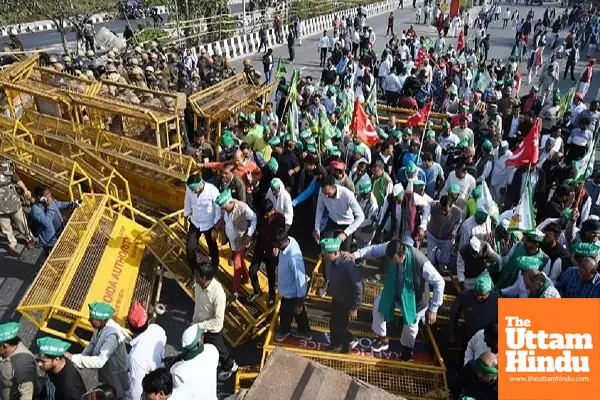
[2,1,600,400]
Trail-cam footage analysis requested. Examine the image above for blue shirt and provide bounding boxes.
[396,167,427,186]
[277,237,307,299]
[31,199,76,247]
[421,163,444,197]
[558,267,600,298]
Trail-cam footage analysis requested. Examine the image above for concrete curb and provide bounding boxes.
[190,0,399,62]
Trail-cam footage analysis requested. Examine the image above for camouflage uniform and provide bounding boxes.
[0,160,34,250]
[221,66,236,79]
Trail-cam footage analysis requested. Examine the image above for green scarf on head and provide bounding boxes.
[182,344,204,361]
[495,243,543,290]
[472,358,499,377]
[378,245,417,325]
[528,277,551,298]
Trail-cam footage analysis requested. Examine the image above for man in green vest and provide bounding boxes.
[371,161,393,208]
[66,302,129,399]
[347,240,445,360]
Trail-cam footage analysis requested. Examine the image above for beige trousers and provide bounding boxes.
[0,207,33,247]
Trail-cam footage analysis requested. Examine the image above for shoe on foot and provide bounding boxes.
[218,361,238,380]
[291,330,312,341]
[400,346,414,361]
[318,280,329,297]
[371,337,390,352]
[247,292,261,302]
[275,331,290,342]
[326,344,343,352]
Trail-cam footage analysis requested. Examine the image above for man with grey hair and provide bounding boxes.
[522,268,561,298]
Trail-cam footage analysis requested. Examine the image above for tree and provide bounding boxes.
[3,0,119,54]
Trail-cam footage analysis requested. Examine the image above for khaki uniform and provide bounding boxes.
[221,66,235,79]
[213,54,224,72]
[0,161,33,248]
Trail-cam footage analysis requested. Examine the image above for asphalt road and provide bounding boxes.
[1,3,245,51]
[1,3,600,398]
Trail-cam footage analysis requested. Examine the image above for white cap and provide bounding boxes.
[181,324,203,349]
[392,183,404,197]
[470,237,482,252]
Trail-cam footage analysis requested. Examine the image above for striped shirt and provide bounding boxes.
[557,268,600,298]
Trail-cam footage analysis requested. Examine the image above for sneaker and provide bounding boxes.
[326,344,343,352]
[318,280,329,297]
[267,295,276,307]
[348,337,359,350]
[218,361,238,380]
[247,292,261,302]
[275,331,290,342]
[291,330,312,341]
[371,337,390,352]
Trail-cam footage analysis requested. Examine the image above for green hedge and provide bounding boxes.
[291,0,382,21]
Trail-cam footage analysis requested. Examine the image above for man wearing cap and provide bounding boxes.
[397,160,426,190]
[170,324,219,399]
[450,274,499,348]
[314,174,364,251]
[184,174,221,274]
[37,337,86,400]
[330,159,355,192]
[474,140,494,185]
[565,216,600,256]
[371,160,393,207]
[496,230,551,290]
[452,116,474,148]
[570,93,587,126]
[0,322,40,399]
[320,237,363,353]
[346,240,445,358]
[273,228,312,342]
[215,189,256,299]
[578,58,595,97]
[490,141,512,203]
[377,182,427,245]
[441,164,476,211]
[125,302,166,400]
[66,302,129,398]
[558,246,600,298]
[266,178,293,230]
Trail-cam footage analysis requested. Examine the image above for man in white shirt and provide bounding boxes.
[314,174,365,252]
[170,324,219,400]
[142,368,194,400]
[441,165,476,211]
[266,178,294,230]
[319,30,330,67]
[464,324,498,366]
[490,141,513,204]
[126,303,167,400]
[192,256,238,380]
[184,175,221,273]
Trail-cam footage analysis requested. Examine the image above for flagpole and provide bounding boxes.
[417,100,434,158]
[573,131,599,209]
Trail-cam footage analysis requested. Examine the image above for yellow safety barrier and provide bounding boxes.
[17,193,163,345]
[142,210,275,347]
[307,274,458,323]
[0,53,39,83]
[261,300,450,399]
[20,110,197,213]
[188,73,278,144]
[30,66,97,96]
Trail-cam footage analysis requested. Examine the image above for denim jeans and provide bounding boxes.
[426,231,453,266]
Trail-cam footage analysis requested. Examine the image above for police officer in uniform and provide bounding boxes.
[221,58,236,79]
[243,59,261,85]
[0,159,35,254]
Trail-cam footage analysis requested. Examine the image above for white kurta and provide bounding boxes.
[170,343,219,400]
[266,178,294,226]
[126,324,167,400]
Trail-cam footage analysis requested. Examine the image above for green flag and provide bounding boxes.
[288,70,300,103]
[558,84,577,118]
[572,132,599,183]
[318,109,334,142]
[508,175,535,232]
[276,58,286,78]
[286,100,299,139]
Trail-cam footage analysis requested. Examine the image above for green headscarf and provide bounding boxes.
[378,245,416,326]
[472,358,498,377]
[474,273,493,294]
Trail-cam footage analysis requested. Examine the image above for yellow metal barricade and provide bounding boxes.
[17,194,162,345]
[377,105,447,130]
[260,300,450,399]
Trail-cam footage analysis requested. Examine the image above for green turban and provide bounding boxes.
[426,130,436,139]
[296,141,305,152]
[471,185,483,199]
[572,242,600,258]
[404,127,413,135]
[320,237,342,253]
[300,129,312,140]
[267,157,279,173]
[306,144,317,154]
[89,302,115,320]
[358,182,372,194]
[215,189,233,207]
[474,210,488,221]
[474,273,493,294]
[406,161,417,174]
[0,322,21,342]
[270,179,281,190]
[483,139,493,151]
[524,229,545,243]
[449,184,461,194]
[457,139,469,148]
[390,129,401,138]
[221,134,235,147]
[268,136,281,147]
[516,256,543,271]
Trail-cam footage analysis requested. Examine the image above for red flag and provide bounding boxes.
[350,98,378,147]
[505,117,541,168]
[457,29,465,53]
[415,47,426,69]
[405,101,432,128]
